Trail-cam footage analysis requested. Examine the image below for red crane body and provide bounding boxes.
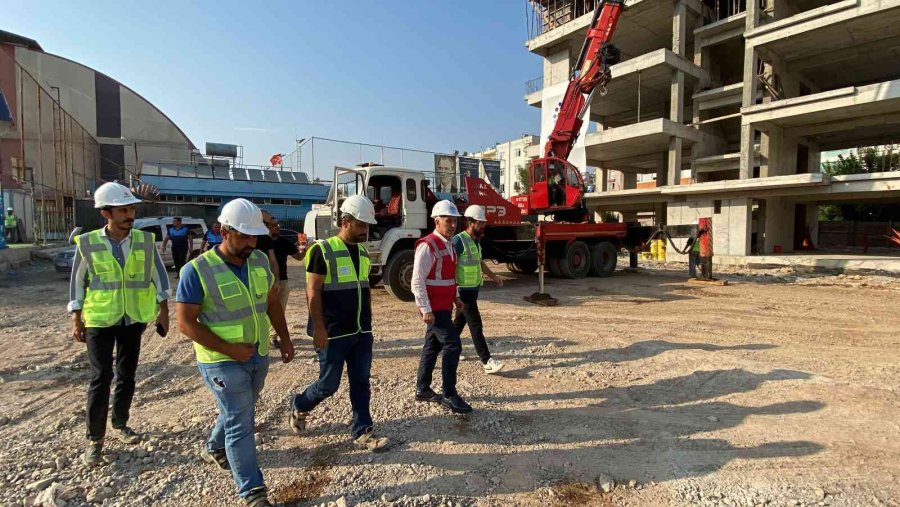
[513,0,624,219]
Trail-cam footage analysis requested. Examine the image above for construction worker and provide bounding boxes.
[68,182,170,466]
[689,219,701,278]
[201,221,223,252]
[176,198,294,507]
[161,217,192,278]
[265,215,303,349]
[453,205,505,374]
[5,207,18,244]
[413,200,472,414]
[289,195,388,451]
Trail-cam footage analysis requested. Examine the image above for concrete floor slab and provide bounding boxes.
[584,118,701,164]
[716,252,900,274]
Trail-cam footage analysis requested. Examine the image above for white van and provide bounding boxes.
[134,217,208,268]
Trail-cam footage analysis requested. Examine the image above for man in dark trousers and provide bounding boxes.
[162,217,192,278]
[69,182,170,466]
[412,200,472,414]
[452,205,505,375]
[265,215,303,348]
[288,195,388,451]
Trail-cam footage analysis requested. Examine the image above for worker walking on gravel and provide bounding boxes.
[176,198,294,507]
[413,200,473,414]
[68,182,170,467]
[453,205,505,375]
[161,217,193,278]
[4,206,19,244]
[288,195,389,452]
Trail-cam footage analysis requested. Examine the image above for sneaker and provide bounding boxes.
[199,446,231,473]
[288,408,308,434]
[441,394,473,414]
[243,487,271,507]
[415,389,442,403]
[482,358,505,375]
[113,426,141,444]
[82,440,103,467]
[354,429,389,452]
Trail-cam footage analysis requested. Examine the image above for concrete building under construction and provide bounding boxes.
[525,0,900,261]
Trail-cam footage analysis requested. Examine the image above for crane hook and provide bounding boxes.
[599,84,608,96]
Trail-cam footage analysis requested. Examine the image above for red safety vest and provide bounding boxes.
[416,232,457,312]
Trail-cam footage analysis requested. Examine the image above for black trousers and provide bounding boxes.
[416,310,461,397]
[172,241,189,276]
[453,290,491,364]
[85,323,145,441]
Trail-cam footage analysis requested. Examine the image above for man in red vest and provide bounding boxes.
[412,200,472,414]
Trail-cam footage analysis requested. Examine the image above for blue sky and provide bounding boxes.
[3,0,541,166]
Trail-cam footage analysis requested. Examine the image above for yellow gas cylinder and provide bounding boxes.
[650,240,659,260]
[658,239,667,261]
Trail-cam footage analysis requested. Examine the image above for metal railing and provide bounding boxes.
[526,0,600,39]
[525,75,544,95]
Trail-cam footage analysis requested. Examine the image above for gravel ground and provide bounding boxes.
[0,259,898,507]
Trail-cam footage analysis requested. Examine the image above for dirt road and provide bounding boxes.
[0,260,898,506]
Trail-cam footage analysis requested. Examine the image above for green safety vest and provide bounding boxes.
[305,236,372,339]
[191,249,274,364]
[4,214,15,228]
[75,228,159,328]
[455,231,483,289]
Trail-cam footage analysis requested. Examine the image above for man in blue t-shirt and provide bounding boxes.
[161,217,193,278]
[201,221,223,252]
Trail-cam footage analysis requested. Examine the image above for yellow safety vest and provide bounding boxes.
[455,231,483,289]
[305,236,372,339]
[75,229,158,328]
[4,214,16,228]
[191,249,274,364]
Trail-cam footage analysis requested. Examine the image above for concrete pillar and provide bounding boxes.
[653,203,667,226]
[739,124,755,179]
[623,172,637,190]
[600,168,609,192]
[762,198,794,254]
[760,124,784,177]
[656,153,668,187]
[668,137,683,186]
[622,211,638,222]
[729,198,754,256]
[805,204,819,247]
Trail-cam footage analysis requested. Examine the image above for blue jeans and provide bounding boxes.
[198,354,269,499]
[292,332,374,438]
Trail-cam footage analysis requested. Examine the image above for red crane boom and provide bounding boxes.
[513,0,624,220]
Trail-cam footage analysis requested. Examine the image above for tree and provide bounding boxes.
[819,146,900,221]
[513,164,529,194]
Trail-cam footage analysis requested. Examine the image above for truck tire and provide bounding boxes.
[383,249,415,302]
[547,253,563,278]
[589,241,618,277]
[558,241,591,279]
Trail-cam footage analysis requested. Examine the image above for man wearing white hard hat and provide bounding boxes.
[452,205,505,374]
[176,198,294,507]
[412,200,472,414]
[68,182,171,466]
[288,194,389,452]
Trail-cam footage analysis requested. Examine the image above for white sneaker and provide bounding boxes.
[482,358,504,374]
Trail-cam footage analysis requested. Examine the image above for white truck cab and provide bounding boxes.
[303,164,436,301]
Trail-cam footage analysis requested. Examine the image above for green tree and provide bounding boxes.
[513,164,530,193]
[819,146,900,221]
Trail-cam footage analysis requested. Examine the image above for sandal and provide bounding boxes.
[244,487,271,507]
[289,408,309,434]
[199,446,230,473]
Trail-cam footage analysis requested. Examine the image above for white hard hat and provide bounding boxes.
[6,207,12,212]
[339,195,377,225]
[93,182,142,208]
[431,200,461,218]
[218,198,269,236]
[464,205,486,222]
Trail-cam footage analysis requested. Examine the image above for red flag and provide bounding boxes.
[270,153,283,166]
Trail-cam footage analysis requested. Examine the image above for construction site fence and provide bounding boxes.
[1,51,132,243]
[286,137,439,183]
[818,221,899,249]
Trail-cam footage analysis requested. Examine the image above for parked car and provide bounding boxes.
[56,217,209,272]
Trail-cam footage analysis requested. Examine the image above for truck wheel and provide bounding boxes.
[558,241,591,279]
[511,260,537,275]
[547,253,563,278]
[383,249,415,302]
[589,241,618,277]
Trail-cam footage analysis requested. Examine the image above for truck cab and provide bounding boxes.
[303,164,435,301]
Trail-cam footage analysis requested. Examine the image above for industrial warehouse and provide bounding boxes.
[0,2,898,507]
